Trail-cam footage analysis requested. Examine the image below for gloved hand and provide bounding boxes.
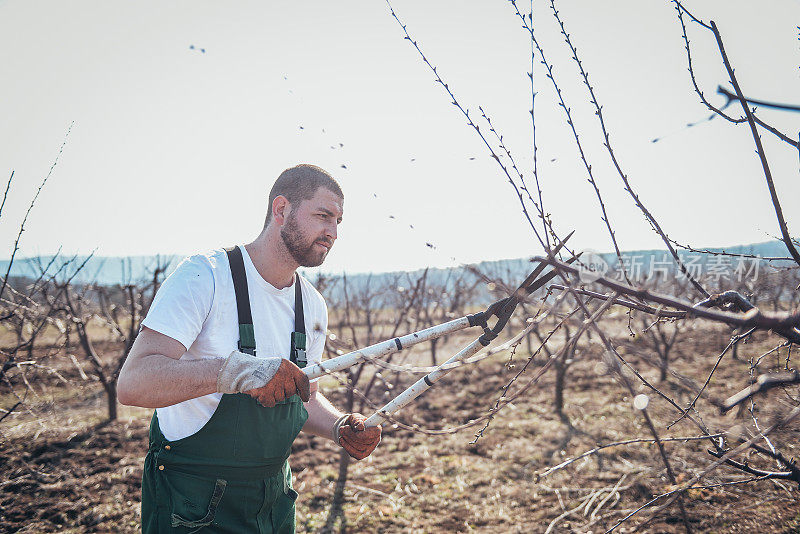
[217,351,310,407]
[332,413,382,460]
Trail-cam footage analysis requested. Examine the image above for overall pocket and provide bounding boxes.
[255,464,299,534]
[158,468,227,532]
[271,486,298,534]
[233,394,309,461]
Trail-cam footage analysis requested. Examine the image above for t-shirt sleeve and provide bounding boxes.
[141,255,215,351]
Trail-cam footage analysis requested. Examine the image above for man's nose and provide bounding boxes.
[326,221,337,241]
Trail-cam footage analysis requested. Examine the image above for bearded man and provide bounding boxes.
[118,164,382,533]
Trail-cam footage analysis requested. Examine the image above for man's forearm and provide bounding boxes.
[302,387,345,442]
[118,353,224,408]
[117,329,225,408]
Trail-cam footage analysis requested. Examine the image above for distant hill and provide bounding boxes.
[0,254,180,286]
[0,241,794,297]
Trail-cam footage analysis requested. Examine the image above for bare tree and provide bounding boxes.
[375,1,800,531]
[49,257,169,421]
[0,266,73,425]
[0,127,74,423]
[317,268,432,533]
[414,268,481,365]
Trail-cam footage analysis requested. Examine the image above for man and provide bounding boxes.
[118,164,382,533]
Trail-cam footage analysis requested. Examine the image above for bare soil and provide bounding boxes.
[1,321,799,533]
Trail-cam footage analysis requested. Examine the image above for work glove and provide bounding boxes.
[332,413,382,460]
[217,351,310,407]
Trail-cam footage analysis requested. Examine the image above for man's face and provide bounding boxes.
[280,188,343,267]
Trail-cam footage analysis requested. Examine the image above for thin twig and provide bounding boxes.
[537,434,723,479]
[509,0,631,283]
[0,122,74,301]
[384,0,547,250]
[611,404,800,532]
[548,0,707,296]
[0,170,14,221]
[668,327,757,428]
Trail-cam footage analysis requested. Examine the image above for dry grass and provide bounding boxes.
[1,317,799,533]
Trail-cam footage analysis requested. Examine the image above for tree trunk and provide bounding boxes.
[104,381,117,421]
[526,331,534,359]
[321,449,351,534]
[322,375,357,533]
[554,360,566,419]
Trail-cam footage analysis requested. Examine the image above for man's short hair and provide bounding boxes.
[266,164,343,224]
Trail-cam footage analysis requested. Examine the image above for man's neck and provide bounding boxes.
[244,231,298,289]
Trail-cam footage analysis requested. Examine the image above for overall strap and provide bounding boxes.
[225,245,307,367]
[291,277,307,368]
[224,246,256,355]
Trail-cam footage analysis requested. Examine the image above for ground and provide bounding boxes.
[1,319,798,533]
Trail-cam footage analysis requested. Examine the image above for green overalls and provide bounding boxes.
[141,246,309,533]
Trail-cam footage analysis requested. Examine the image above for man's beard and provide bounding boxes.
[280,213,330,268]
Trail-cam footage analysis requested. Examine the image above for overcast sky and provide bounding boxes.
[1,0,798,275]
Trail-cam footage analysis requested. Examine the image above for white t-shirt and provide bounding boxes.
[141,246,328,441]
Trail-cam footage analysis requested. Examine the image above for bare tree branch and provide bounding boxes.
[717,85,800,113]
[707,22,800,267]
[722,370,800,412]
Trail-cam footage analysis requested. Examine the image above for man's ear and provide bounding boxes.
[272,195,290,225]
